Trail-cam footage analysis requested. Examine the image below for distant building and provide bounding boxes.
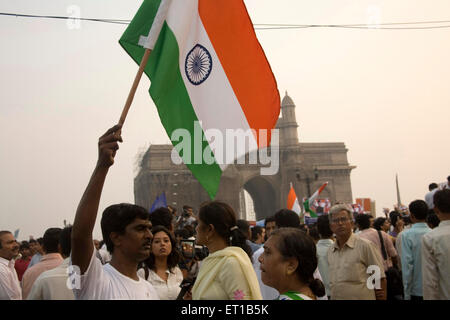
[134,92,356,221]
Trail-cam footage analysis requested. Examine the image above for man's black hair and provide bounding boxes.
[355,214,372,230]
[174,228,190,239]
[59,226,72,257]
[43,228,62,254]
[264,215,275,227]
[434,189,450,213]
[100,203,150,253]
[251,226,264,241]
[149,207,173,230]
[373,217,387,231]
[317,214,333,238]
[389,212,402,228]
[429,183,438,191]
[308,226,320,241]
[409,200,428,221]
[274,209,300,228]
[426,211,440,229]
[0,231,12,249]
[237,219,250,239]
[20,241,30,250]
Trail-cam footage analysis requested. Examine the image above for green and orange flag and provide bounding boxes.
[120,0,280,199]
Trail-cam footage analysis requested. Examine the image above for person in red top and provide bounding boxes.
[14,241,32,281]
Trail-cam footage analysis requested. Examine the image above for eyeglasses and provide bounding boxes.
[331,217,350,224]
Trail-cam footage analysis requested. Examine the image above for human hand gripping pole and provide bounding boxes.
[71,124,123,275]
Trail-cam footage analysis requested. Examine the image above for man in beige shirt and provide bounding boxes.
[327,204,386,300]
[21,228,63,299]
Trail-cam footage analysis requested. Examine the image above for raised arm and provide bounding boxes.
[71,124,122,274]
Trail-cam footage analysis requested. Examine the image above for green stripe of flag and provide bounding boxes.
[303,199,318,218]
[119,1,222,198]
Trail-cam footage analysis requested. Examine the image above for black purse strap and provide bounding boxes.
[377,230,388,261]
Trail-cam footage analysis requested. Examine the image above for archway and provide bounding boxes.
[242,176,277,221]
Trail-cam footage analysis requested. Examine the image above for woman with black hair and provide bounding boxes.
[138,225,183,300]
[259,227,325,300]
[190,201,262,300]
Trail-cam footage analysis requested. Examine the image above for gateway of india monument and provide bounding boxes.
[134,92,355,221]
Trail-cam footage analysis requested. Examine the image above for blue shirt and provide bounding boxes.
[27,253,42,269]
[399,222,431,299]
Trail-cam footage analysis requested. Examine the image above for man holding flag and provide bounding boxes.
[71,0,279,300]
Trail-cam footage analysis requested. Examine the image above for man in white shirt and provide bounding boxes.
[438,176,450,191]
[421,189,450,300]
[425,183,439,209]
[0,231,21,300]
[316,215,334,298]
[70,124,159,300]
[27,226,75,300]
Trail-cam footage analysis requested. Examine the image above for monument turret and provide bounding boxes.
[276,91,299,146]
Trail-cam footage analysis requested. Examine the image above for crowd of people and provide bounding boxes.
[1,124,449,300]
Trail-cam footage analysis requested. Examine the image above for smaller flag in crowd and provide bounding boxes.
[150,192,167,213]
[287,183,301,215]
[303,182,328,218]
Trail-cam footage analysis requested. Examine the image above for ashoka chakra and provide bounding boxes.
[185,44,212,85]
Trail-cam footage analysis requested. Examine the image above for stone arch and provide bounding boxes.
[242,175,278,221]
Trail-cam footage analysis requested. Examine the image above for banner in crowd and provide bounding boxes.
[303,198,331,225]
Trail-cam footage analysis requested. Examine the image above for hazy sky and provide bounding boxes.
[1,0,449,241]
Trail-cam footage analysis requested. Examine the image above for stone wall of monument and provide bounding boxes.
[134,93,355,219]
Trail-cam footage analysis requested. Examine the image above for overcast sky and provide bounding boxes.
[1,0,449,241]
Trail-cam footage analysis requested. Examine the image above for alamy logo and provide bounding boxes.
[66,5,81,30]
[366,265,381,289]
[171,121,279,176]
[185,44,213,85]
[66,265,81,290]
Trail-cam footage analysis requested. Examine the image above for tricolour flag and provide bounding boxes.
[303,182,328,218]
[120,0,280,198]
[287,183,301,215]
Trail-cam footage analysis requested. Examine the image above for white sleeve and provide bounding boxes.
[26,276,43,300]
[70,249,106,300]
[137,268,146,280]
[0,271,21,300]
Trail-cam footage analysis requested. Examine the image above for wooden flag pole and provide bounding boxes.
[118,48,152,126]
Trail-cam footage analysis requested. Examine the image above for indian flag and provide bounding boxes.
[303,182,328,218]
[119,0,280,198]
[287,183,301,215]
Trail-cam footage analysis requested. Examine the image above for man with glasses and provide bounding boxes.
[327,204,387,300]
